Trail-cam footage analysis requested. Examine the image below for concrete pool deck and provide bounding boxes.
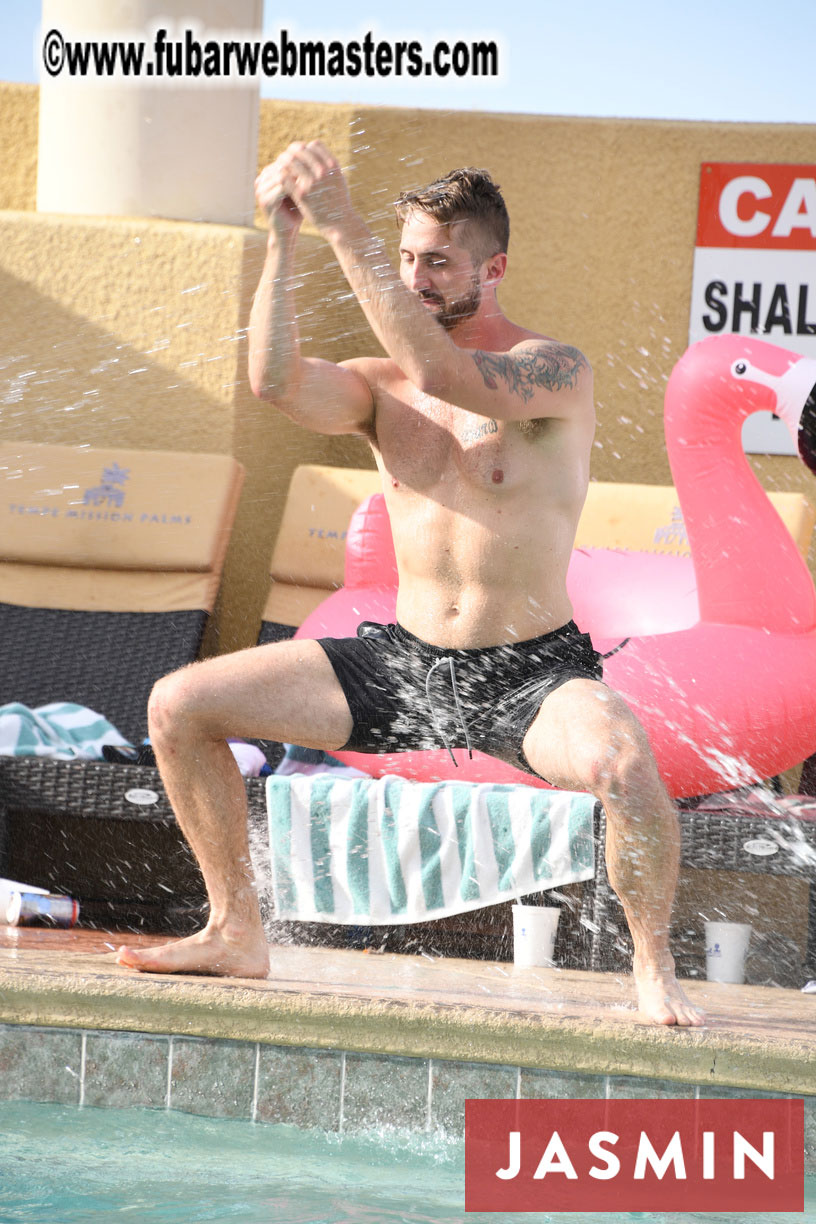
[0,928,812,1096]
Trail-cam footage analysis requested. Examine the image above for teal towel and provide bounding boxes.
[265,774,596,924]
[0,702,132,761]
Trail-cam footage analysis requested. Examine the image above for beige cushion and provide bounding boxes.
[1,442,244,613]
[1,441,243,572]
[263,583,335,628]
[0,562,218,614]
[269,464,380,589]
[576,481,815,557]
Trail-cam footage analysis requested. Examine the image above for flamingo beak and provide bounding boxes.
[746,354,816,476]
[798,381,816,475]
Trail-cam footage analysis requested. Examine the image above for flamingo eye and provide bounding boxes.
[733,361,748,376]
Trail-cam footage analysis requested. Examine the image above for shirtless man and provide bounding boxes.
[118,141,703,1027]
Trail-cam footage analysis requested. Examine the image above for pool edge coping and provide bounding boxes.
[1,952,813,1096]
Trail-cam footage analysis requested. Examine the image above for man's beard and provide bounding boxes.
[419,274,482,332]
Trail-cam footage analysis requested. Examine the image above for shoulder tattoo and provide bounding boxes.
[472,343,588,402]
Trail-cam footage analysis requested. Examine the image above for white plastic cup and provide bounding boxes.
[512,904,561,968]
[704,921,752,984]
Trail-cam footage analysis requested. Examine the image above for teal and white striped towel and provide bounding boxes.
[0,702,132,760]
[265,774,596,924]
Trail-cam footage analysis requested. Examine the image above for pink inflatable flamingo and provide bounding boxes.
[299,335,816,798]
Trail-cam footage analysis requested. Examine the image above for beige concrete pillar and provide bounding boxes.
[36,0,261,224]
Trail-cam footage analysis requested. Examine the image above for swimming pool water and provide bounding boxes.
[0,1102,812,1224]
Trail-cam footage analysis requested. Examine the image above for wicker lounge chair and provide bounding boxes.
[0,440,253,932]
[585,798,816,980]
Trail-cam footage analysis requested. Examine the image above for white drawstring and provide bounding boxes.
[424,655,473,766]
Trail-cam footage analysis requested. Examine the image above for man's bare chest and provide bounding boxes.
[372,386,544,493]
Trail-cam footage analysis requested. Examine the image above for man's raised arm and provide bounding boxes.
[271,140,591,424]
[247,156,374,436]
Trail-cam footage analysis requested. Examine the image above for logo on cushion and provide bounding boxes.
[8,460,193,526]
[83,462,130,509]
[653,506,688,549]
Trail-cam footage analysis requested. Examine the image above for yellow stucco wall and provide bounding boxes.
[2,80,815,647]
[0,83,37,212]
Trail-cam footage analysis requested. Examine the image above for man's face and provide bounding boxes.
[398,212,484,332]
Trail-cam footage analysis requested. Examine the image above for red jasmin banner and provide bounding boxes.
[465,1098,804,1212]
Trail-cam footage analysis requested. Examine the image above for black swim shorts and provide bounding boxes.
[317,620,604,778]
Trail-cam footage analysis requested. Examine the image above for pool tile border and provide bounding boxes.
[1,1022,813,1172]
[82,1030,169,1110]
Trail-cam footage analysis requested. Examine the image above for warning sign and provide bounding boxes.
[689,162,816,454]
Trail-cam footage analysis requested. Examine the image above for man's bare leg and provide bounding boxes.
[116,639,353,977]
[522,679,705,1027]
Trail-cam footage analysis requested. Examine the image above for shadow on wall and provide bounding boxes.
[0,263,231,453]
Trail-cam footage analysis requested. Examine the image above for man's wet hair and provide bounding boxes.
[395,167,510,264]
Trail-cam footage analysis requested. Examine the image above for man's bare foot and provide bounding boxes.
[634,955,706,1027]
[116,924,270,979]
